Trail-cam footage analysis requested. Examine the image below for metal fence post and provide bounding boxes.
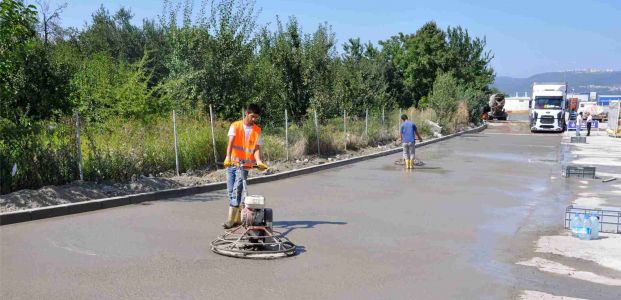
[382,106,385,127]
[173,110,180,176]
[314,110,320,156]
[75,112,83,181]
[399,108,402,130]
[285,109,289,161]
[365,108,369,136]
[344,109,347,151]
[209,104,218,168]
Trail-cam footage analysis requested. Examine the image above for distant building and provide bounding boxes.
[590,92,598,101]
[598,95,621,106]
[505,97,530,112]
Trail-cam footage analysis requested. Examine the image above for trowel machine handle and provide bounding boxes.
[219,160,268,170]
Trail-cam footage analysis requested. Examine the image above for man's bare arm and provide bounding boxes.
[254,145,262,164]
[226,136,234,159]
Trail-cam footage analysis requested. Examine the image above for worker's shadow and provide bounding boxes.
[272,221,347,256]
[273,220,347,237]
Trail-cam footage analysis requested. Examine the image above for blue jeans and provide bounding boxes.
[402,142,415,160]
[226,167,248,207]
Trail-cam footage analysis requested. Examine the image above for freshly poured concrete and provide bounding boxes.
[2,122,620,299]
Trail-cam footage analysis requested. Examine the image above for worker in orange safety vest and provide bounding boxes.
[222,104,269,229]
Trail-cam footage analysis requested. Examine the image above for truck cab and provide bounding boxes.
[530,83,567,133]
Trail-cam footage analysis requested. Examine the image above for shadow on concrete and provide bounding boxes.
[272,221,347,257]
[273,220,347,237]
[170,191,227,203]
[293,245,307,256]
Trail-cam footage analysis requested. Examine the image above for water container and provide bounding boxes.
[582,216,592,240]
[571,213,584,237]
[589,215,600,240]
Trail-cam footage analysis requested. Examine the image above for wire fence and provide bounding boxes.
[1,106,417,194]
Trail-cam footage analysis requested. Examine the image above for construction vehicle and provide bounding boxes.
[530,82,567,132]
[487,94,508,120]
[578,101,607,121]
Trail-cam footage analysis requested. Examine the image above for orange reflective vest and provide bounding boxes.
[230,120,261,169]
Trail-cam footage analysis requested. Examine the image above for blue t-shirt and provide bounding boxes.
[400,120,417,143]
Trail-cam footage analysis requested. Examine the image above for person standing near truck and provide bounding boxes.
[400,114,423,169]
[586,113,593,136]
[576,112,584,137]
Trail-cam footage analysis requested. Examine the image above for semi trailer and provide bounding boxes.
[530,83,567,132]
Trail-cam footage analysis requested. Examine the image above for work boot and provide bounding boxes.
[222,207,239,229]
[233,203,245,226]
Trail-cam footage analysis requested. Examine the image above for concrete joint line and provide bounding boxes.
[0,124,486,225]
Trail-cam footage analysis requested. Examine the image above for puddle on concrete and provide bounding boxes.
[463,151,557,165]
[462,152,527,163]
[537,159,558,163]
[413,166,449,174]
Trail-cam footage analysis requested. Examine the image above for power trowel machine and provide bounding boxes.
[210,163,297,259]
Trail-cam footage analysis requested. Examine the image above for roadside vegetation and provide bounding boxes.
[1,0,494,193]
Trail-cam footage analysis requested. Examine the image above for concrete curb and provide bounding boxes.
[0,124,486,225]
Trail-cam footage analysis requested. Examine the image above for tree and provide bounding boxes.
[304,22,337,117]
[259,16,308,120]
[445,26,494,91]
[379,35,411,108]
[1,0,74,194]
[1,0,38,116]
[160,0,258,119]
[71,53,166,123]
[35,0,67,46]
[78,6,144,63]
[401,21,447,106]
[1,0,70,123]
[428,72,459,122]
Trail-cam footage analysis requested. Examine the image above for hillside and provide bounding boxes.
[494,71,621,95]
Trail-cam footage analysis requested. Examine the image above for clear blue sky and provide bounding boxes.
[39,0,620,77]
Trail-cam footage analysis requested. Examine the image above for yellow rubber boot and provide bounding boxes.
[405,159,411,169]
[222,207,239,229]
[233,203,245,226]
[409,159,414,169]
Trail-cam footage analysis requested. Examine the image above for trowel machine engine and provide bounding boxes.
[241,195,273,230]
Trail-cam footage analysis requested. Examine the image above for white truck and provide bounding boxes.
[529,82,567,132]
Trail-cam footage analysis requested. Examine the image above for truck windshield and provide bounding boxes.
[534,97,563,109]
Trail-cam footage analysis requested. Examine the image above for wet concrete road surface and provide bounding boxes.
[2,121,619,299]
